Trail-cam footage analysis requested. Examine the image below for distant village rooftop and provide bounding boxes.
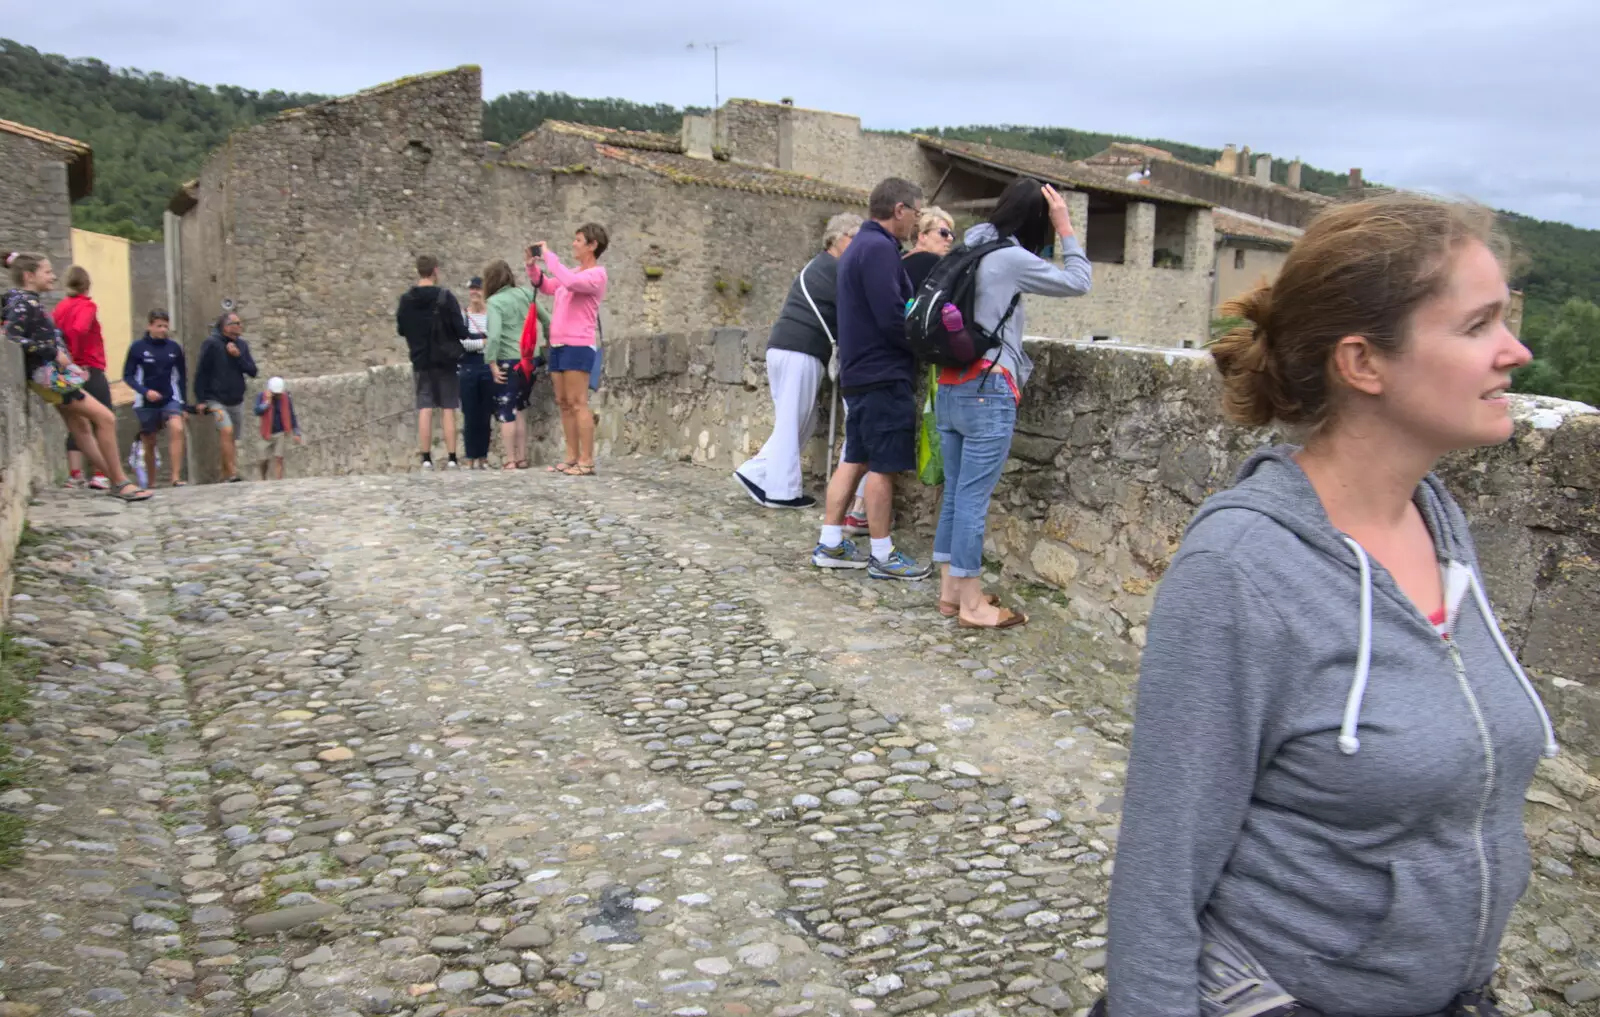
[0,118,93,199]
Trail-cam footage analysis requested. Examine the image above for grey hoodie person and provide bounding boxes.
[963,222,1090,390]
[1107,447,1558,1017]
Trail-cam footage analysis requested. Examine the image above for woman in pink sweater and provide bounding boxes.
[528,223,609,475]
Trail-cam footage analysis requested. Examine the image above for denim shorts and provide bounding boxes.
[842,381,916,475]
[135,402,184,434]
[548,345,596,374]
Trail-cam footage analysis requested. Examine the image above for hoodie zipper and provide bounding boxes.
[1446,638,1495,982]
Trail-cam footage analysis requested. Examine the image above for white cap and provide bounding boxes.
[267,376,285,394]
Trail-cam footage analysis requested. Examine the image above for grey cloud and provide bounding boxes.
[16,0,1597,226]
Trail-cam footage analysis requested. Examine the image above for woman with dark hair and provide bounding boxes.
[52,265,115,488]
[4,252,149,501]
[932,177,1090,627]
[530,224,609,475]
[1103,196,1556,1017]
[458,275,494,469]
[482,259,536,469]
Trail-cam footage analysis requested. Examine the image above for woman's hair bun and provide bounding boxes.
[1210,283,1290,427]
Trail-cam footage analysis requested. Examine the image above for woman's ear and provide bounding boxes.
[1329,335,1385,397]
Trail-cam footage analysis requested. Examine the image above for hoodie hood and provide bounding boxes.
[964,222,999,246]
[1190,445,1556,759]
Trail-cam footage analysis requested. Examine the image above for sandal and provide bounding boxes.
[959,607,1028,630]
[172,480,188,487]
[547,461,576,473]
[566,464,596,476]
[110,482,153,503]
[516,460,530,470]
[938,593,1001,618]
[501,460,520,471]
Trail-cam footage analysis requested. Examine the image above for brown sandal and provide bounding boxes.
[938,593,1000,618]
[547,461,576,474]
[567,463,596,476]
[958,607,1028,630]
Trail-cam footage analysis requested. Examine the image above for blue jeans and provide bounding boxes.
[458,354,494,459]
[932,373,1017,578]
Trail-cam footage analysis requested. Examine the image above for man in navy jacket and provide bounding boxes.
[193,310,258,482]
[123,308,189,486]
[811,176,929,580]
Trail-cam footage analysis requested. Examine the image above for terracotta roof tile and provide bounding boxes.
[543,121,683,153]
[1213,208,1303,246]
[593,144,867,204]
[916,136,1209,207]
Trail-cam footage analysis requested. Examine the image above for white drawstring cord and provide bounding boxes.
[1466,570,1560,759]
[1338,537,1372,755]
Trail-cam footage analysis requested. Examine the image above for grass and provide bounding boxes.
[15,525,45,551]
[0,631,39,867]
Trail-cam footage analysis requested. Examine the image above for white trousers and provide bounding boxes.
[737,348,824,501]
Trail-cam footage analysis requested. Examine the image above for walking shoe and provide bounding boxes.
[843,513,869,536]
[812,538,869,570]
[446,455,460,470]
[88,473,110,490]
[733,470,768,506]
[767,494,817,510]
[868,550,932,581]
[420,454,434,470]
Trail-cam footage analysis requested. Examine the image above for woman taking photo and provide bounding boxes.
[1105,196,1559,1017]
[932,177,1090,628]
[457,276,494,469]
[529,224,609,476]
[481,259,536,470]
[4,252,149,501]
[52,265,115,489]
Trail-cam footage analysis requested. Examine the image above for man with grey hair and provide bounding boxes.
[735,211,863,509]
[812,177,929,580]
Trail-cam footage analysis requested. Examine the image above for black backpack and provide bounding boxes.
[904,239,1021,369]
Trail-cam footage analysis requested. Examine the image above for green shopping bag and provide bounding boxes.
[917,366,943,487]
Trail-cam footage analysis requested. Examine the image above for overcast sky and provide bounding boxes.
[19,0,1597,229]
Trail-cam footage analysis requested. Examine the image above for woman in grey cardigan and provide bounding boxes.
[734,212,862,509]
[1105,196,1557,1017]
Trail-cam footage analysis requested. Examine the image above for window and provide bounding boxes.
[1234,248,1246,270]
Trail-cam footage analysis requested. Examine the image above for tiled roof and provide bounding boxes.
[542,121,683,153]
[0,118,93,198]
[592,144,867,205]
[915,136,1209,207]
[1213,208,1303,246]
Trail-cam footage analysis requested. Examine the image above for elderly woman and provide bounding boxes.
[734,211,862,509]
[902,206,956,292]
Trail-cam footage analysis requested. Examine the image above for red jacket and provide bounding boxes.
[52,294,106,370]
[516,300,541,379]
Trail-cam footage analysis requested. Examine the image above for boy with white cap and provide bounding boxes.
[253,376,302,480]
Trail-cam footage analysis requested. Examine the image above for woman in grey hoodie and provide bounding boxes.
[1105,196,1558,1017]
[933,176,1091,627]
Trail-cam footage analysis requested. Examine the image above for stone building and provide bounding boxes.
[166,67,868,384]
[0,118,86,612]
[1210,208,1300,310]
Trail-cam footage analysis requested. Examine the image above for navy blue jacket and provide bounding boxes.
[123,334,188,409]
[193,330,259,406]
[835,220,912,392]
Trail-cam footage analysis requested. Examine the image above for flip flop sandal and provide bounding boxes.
[547,461,577,474]
[567,464,596,476]
[958,607,1028,630]
[516,460,531,469]
[501,461,521,471]
[938,593,1000,618]
[111,482,153,502]
[172,480,189,487]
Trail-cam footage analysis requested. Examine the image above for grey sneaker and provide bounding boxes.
[812,538,869,570]
[868,549,932,581]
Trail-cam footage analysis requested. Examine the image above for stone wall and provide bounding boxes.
[0,129,76,618]
[128,241,168,341]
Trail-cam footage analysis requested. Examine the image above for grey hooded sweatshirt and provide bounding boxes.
[962,222,1091,390]
[1107,447,1558,1017]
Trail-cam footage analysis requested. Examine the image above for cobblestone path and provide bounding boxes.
[2,462,1596,1017]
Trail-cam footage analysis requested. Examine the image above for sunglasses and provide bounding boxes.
[937,228,954,240]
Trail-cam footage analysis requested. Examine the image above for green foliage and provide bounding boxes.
[1514,298,1600,406]
[483,91,706,145]
[0,39,325,240]
[0,630,38,867]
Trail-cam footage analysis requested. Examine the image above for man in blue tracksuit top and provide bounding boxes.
[123,308,189,486]
[811,176,929,581]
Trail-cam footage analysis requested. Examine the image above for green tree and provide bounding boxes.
[1515,298,1600,406]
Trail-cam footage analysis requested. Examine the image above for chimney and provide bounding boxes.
[1286,158,1303,190]
[1216,143,1238,174]
[1254,154,1272,184]
[681,113,715,160]
[1238,146,1252,176]
[1348,167,1363,191]
[780,97,794,106]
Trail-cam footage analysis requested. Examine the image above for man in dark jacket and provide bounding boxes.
[123,308,189,487]
[193,310,258,482]
[396,254,468,469]
[733,211,862,510]
[810,177,929,581]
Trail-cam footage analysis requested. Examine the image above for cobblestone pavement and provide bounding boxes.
[2,460,1596,1017]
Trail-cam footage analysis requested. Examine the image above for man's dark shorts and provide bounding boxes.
[414,366,461,410]
[843,380,916,475]
[135,402,184,435]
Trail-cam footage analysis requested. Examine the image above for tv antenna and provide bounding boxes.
[686,41,736,110]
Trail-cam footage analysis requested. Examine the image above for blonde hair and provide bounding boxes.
[918,206,954,237]
[822,212,863,251]
[1211,194,1501,428]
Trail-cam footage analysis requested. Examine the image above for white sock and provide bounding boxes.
[870,536,894,561]
[820,525,843,548]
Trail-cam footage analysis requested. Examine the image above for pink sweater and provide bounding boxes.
[536,251,608,348]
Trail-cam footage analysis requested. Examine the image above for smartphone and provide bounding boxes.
[529,242,544,258]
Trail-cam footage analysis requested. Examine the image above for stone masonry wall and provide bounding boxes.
[128,241,168,343]
[0,130,75,618]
